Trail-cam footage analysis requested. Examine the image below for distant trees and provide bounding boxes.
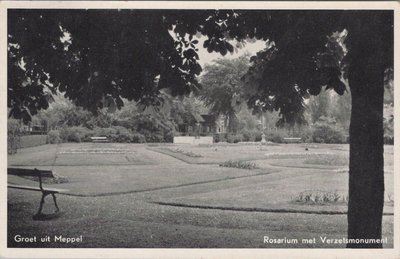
[199,55,250,133]
[308,90,332,124]
[36,95,92,129]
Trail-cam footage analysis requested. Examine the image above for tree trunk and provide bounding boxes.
[347,19,385,247]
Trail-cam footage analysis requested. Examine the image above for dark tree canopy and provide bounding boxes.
[9,10,393,123]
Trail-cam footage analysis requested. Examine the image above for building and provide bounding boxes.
[177,112,226,135]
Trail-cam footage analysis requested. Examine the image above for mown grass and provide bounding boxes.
[7,143,395,248]
[303,154,348,166]
[8,189,394,248]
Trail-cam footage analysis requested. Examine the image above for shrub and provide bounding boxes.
[219,160,257,170]
[8,119,21,154]
[311,117,346,144]
[113,126,131,135]
[241,130,253,142]
[292,190,344,204]
[91,126,146,143]
[164,130,175,143]
[19,135,48,148]
[254,132,262,142]
[48,130,61,144]
[67,131,81,142]
[60,126,93,143]
[131,133,146,143]
[312,125,346,144]
[140,130,164,143]
[300,127,313,143]
[213,133,226,143]
[241,129,262,142]
[266,131,284,143]
[57,125,148,143]
[93,127,117,137]
[8,118,21,135]
[226,133,243,143]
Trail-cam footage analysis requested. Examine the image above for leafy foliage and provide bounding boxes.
[199,55,251,132]
[9,10,393,128]
[308,90,332,123]
[48,130,61,144]
[312,117,346,144]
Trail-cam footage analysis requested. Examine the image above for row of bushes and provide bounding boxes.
[49,126,153,144]
[214,123,347,144]
[48,121,348,144]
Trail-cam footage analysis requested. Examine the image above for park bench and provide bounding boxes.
[90,136,109,143]
[8,168,68,220]
[283,137,302,144]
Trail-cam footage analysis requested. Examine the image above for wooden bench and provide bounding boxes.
[8,168,68,220]
[90,136,109,143]
[283,137,302,144]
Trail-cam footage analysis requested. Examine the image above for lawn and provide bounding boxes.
[7,142,394,248]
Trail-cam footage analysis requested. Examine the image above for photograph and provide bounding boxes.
[2,1,398,258]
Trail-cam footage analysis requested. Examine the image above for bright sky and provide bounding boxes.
[196,37,266,67]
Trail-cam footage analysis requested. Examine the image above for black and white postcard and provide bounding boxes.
[1,1,399,258]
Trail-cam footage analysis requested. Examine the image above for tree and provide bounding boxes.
[308,89,332,124]
[8,10,393,247]
[199,55,250,133]
[8,10,205,121]
[331,90,352,130]
[36,94,92,129]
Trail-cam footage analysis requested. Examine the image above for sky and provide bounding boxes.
[195,37,266,67]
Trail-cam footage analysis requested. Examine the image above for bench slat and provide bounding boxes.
[8,184,68,193]
[91,136,110,143]
[8,168,53,178]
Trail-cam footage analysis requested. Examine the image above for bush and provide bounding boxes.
[67,131,81,142]
[92,127,117,137]
[19,135,48,148]
[60,126,92,143]
[266,131,284,143]
[8,118,21,135]
[241,129,262,142]
[312,124,346,144]
[48,130,61,144]
[103,126,131,142]
[139,130,164,143]
[226,133,243,143]
[131,133,146,143]
[300,127,313,143]
[213,133,226,143]
[309,117,347,144]
[164,130,175,143]
[292,190,344,204]
[219,160,257,170]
